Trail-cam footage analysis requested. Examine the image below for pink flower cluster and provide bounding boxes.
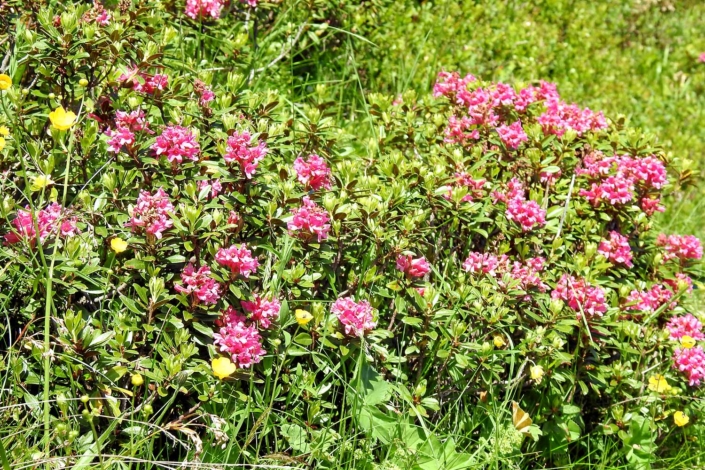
[578,153,667,208]
[118,67,168,94]
[224,131,268,179]
[626,284,674,313]
[673,346,705,386]
[666,314,705,341]
[537,95,607,137]
[105,126,135,153]
[433,71,476,100]
[331,297,376,337]
[105,109,153,154]
[194,79,215,107]
[185,0,224,20]
[151,125,200,164]
[287,196,331,242]
[496,121,528,149]
[396,254,431,278]
[463,253,547,292]
[174,264,221,305]
[552,274,608,320]
[197,180,222,199]
[444,172,486,203]
[663,273,694,293]
[216,244,259,278]
[5,203,78,245]
[214,307,265,368]
[598,231,633,267]
[82,2,111,26]
[125,188,174,239]
[494,179,546,232]
[294,154,333,191]
[657,234,703,262]
[444,115,479,145]
[242,295,280,329]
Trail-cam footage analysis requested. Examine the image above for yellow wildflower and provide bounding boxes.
[48,106,77,131]
[110,237,129,254]
[0,126,9,136]
[648,374,672,393]
[0,137,5,152]
[530,365,544,384]
[493,335,506,348]
[0,74,12,91]
[674,411,689,427]
[31,174,54,191]
[681,335,696,349]
[295,309,313,326]
[131,373,144,387]
[212,356,236,380]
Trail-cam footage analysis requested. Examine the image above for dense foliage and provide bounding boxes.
[1,1,704,469]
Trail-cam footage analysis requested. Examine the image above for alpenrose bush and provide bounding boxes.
[0,2,704,469]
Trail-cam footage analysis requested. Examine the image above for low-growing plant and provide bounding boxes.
[0,1,704,469]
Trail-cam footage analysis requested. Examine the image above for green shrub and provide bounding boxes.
[0,1,704,469]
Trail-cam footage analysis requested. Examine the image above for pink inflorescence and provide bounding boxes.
[657,234,703,262]
[444,172,487,203]
[125,189,174,239]
[396,254,431,278]
[287,196,331,242]
[699,53,705,64]
[224,131,268,179]
[119,67,168,94]
[185,0,224,20]
[197,179,222,199]
[663,273,694,294]
[215,244,259,278]
[242,295,280,329]
[105,126,135,153]
[673,346,705,386]
[151,125,200,164]
[194,79,215,107]
[496,121,528,149]
[552,274,608,320]
[294,154,333,191]
[115,109,152,133]
[463,252,547,293]
[331,297,376,338]
[496,179,545,232]
[174,264,221,305]
[5,203,78,245]
[598,231,633,267]
[626,284,674,313]
[214,307,265,368]
[666,314,705,341]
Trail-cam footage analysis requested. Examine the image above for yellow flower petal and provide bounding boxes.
[131,373,144,387]
[212,356,236,380]
[295,309,313,326]
[493,335,506,348]
[648,374,672,393]
[681,335,696,349]
[0,74,12,91]
[110,237,129,253]
[0,137,5,152]
[674,411,689,427]
[0,126,9,136]
[530,365,544,384]
[48,106,77,131]
[31,174,54,191]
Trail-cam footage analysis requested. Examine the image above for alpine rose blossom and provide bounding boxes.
[105,126,135,153]
[287,196,331,242]
[626,285,674,313]
[294,154,333,190]
[214,307,265,368]
[552,274,608,320]
[151,125,200,164]
[216,244,259,278]
[242,296,280,329]
[673,346,705,386]
[331,297,376,337]
[657,234,703,262]
[174,264,221,305]
[5,203,77,245]
[224,131,268,178]
[185,0,224,20]
[125,189,174,239]
[598,231,633,267]
[666,314,705,341]
[496,121,528,149]
[396,254,431,278]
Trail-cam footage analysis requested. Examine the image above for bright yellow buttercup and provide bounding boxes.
[0,74,11,90]
[0,126,9,136]
[674,411,689,427]
[295,309,313,326]
[0,137,5,152]
[110,237,129,253]
[648,374,671,393]
[212,356,236,380]
[31,175,54,191]
[49,106,77,131]
[493,335,506,348]
[680,335,696,349]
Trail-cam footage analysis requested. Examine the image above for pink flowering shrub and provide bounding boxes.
[125,189,174,239]
[242,296,280,329]
[396,254,430,278]
[224,131,268,178]
[215,244,259,278]
[294,154,333,190]
[214,307,266,368]
[5,203,77,245]
[174,264,221,305]
[674,347,705,386]
[551,274,607,320]
[666,314,705,341]
[151,125,200,164]
[287,196,331,242]
[598,231,633,267]
[331,297,376,337]
[185,0,224,20]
